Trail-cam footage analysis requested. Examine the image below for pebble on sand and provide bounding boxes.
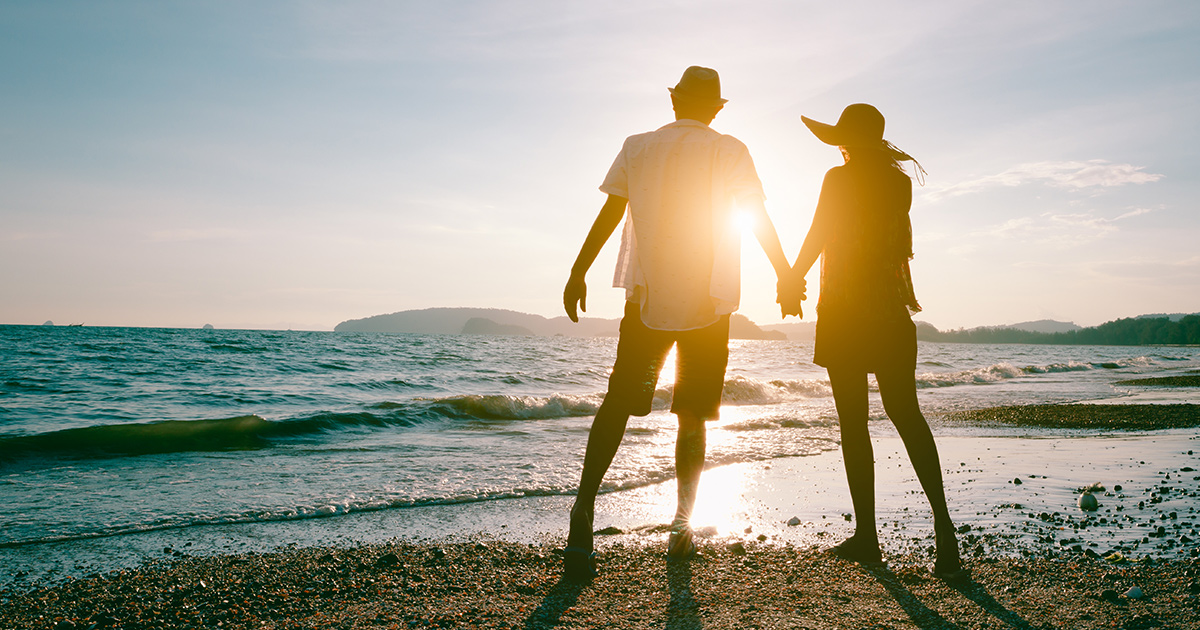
[1078,491,1100,511]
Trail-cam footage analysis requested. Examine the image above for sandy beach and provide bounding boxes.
[3,538,1199,629]
[5,401,1200,628]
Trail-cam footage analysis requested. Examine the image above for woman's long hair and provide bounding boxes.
[841,143,926,185]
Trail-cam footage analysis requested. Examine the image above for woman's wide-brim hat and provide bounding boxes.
[801,103,886,148]
[668,66,728,107]
[801,103,914,162]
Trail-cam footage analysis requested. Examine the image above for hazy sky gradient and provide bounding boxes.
[2,1,1197,330]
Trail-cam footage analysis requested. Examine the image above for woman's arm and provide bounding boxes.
[790,169,838,279]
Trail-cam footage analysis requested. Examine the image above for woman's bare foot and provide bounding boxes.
[828,533,883,564]
[932,523,967,580]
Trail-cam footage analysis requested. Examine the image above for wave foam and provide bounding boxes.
[721,375,832,405]
[430,393,603,420]
[915,356,1164,388]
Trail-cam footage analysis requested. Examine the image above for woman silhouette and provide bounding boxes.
[785,104,964,578]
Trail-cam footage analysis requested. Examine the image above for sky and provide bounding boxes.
[2,1,1197,331]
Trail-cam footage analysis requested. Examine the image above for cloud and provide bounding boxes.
[1090,254,1200,284]
[146,228,248,243]
[923,160,1163,201]
[973,206,1155,247]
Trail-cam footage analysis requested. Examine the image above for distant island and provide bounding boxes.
[336,308,1200,345]
[335,307,786,340]
[916,313,1200,345]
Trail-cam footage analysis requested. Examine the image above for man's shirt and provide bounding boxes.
[601,119,765,331]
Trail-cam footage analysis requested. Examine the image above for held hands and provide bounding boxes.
[563,275,587,323]
[776,272,806,319]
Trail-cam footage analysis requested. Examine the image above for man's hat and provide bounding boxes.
[668,66,727,107]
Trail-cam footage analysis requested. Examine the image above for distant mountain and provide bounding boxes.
[918,313,1200,345]
[995,319,1082,334]
[730,314,787,340]
[761,319,1080,341]
[338,308,1200,345]
[461,318,535,336]
[1136,313,1194,322]
[760,321,816,341]
[335,307,619,337]
[335,307,784,340]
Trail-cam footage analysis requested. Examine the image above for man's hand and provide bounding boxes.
[564,276,587,323]
[776,273,806,319]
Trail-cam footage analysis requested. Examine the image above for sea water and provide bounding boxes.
[2,325,1198,562]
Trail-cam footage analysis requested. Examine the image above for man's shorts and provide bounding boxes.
[605,301,730,420]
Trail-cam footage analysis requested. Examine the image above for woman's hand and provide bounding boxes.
[776,272,806,318]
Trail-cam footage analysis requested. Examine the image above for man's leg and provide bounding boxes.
[827,367,881,562]
[565,301,669,579]
[666,315,728,559]
[567,399,630,551]
[672,410,706,528]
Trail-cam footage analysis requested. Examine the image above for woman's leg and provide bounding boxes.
[875,366,962,574]
[828,367,881,562]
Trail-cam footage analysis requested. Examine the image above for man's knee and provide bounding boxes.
[592,399,630,429]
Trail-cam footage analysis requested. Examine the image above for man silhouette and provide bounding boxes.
[562,66,791,580]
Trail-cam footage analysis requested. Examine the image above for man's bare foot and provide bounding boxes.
[567,502,593,550]
[667,525,696,562]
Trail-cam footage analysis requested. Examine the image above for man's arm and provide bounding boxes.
[742,196,805,319]
[742,196,790,279]
[564,194,628,323]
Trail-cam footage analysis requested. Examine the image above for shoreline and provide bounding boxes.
[6,428,1198,588]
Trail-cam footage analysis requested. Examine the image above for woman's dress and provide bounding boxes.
[812,157,921,373]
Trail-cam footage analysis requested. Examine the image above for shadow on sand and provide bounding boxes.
[866,564,1036,630]
[666,560,703,630]
[522,575,586,630]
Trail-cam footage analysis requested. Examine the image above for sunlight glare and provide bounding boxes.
[733,207,756,233]
[658,346,677,386]
[688,464,753,535]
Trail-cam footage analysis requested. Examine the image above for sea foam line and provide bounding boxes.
[914,356,1160,389]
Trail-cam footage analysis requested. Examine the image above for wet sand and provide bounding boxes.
[939,403,1200,430]
[1115,375,1200,388]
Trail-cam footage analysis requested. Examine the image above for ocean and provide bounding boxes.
[2,324,1198,578]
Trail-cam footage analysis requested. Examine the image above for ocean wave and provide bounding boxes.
[722,414,839,432]
[2,353,1168,461]
[915,356,1163,388]
[0,393,612,461]
[428,393,604,420]
[0,411,430,461]
[720,375,832,404]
